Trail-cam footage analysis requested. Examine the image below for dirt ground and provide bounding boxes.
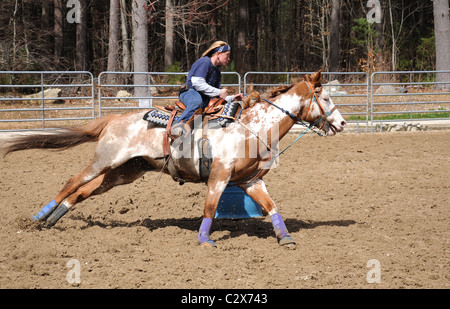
[0,129,448,289]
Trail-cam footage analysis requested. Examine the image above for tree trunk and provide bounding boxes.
[236,0,247,74]
[433,0,450,90]
[120,0,131,72]
[76,0,88,71]
[53,0,63,67]
[164,0,174,69]
[388,0,397,71]
[107,0,120,82]
[41,1,50,32]
[329,0,340,73]
[132,0,149,106]
[248,0,259,71]
[375,6,385,70]
[12,0,19,69]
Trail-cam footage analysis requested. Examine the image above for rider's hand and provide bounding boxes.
[219,88,228,99]
[233,93,244,101]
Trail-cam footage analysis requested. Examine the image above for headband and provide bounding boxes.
[214,45,231,54]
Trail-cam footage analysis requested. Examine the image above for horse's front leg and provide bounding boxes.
[198,162,232,247]
[240,179,296,247]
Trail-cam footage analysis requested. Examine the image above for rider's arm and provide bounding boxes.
[191,76,221,97]
[192,76,235,103]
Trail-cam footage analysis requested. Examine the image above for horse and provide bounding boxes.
[1,70,346,247]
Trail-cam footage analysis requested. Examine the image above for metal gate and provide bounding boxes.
[97,71,241,117]
[1,70,448,132]
[370,70,450,131]
[244,71,370,131]
[0,71,95,131]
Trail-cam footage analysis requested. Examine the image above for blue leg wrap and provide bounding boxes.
[45,204,69,227]
[32,200,58,221]
[197,218,215,246]
[270,213,289,240]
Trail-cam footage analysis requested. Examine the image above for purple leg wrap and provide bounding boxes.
[270,213,289,240]
[197,218,213,244]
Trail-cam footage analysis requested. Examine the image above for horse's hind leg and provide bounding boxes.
[44,173,106,226]
[239,179,296,247]
[45,157,152,227]
[32,158,110,222]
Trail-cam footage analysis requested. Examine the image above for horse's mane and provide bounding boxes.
[269,78,304,98]
[269,84,294,98]
[269,74,323,99]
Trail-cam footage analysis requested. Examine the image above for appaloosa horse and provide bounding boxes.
[1,70,346,247]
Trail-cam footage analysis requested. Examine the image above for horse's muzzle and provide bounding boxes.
[325,118,346,136]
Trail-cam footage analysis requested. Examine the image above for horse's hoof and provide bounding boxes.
[199,240,217,248]
[279,235,296,249]
[44,204,69,227]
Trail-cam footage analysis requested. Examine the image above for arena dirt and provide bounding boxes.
[0,130,448,289]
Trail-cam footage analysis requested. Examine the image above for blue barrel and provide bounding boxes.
[215,186,263,219]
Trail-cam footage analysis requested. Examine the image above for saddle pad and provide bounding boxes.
[143,101,242,128]
[212,101,241,126]
[143,109,181,127]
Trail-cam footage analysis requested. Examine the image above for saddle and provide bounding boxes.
[142,93,261,184]
[143,98,242,129]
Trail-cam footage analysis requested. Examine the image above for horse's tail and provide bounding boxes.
[2,114,119,156]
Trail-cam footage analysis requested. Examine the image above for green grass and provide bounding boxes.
[349,111,450,121]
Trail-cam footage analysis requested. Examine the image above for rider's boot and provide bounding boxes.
[170,121,191,138]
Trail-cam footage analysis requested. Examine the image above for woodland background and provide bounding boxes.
[0,0,449,79]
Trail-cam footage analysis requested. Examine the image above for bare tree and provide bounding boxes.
[133,0,149,105]
[236,0,248,74]
[75,0,88,71]
[329,0,340,72]
[53,0,63,67]
[166,0,230,68]
[374,3,385,70]
[12,0,19,68]
[165,0,175,69]
[107,0,120,82]
[120,0,131,72]
[433,0,450,89]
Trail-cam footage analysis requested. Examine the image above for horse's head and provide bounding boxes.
[300,70,346,136]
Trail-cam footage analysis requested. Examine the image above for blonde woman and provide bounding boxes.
[172,41,243,135]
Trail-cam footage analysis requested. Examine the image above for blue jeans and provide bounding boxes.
[177,89,207,123]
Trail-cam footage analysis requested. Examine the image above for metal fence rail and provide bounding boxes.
[98,71,241,117]
[244,71,370,131]
[0,71,94,131]
[1,70,449,132]
[370,70,450,131]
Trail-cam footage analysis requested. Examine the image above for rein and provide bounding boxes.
[229,85,329,186]
[244,80,332,136]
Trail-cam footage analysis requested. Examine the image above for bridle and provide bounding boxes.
[231,81,338,186]
[255,81,337,130]
[302,81,337,130]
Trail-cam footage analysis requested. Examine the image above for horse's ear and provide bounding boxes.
[312,69,322,84]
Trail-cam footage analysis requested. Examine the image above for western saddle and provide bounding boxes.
[144,93,261,184]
